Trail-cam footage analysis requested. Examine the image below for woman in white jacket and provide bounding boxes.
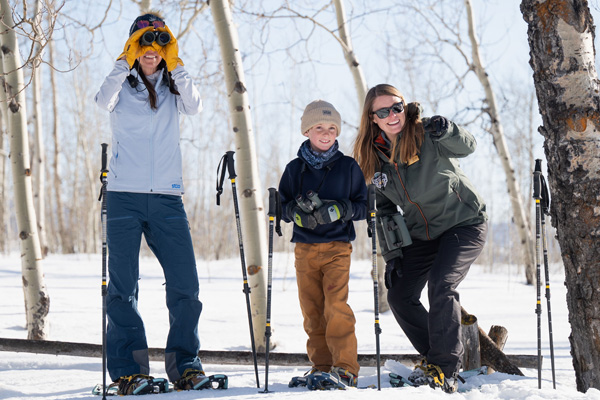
[95,11,216,395]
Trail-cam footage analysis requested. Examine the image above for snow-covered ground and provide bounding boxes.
[1,252,599,399]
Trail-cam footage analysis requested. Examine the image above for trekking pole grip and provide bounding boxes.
[268,188,278,217]
[101,143,108,172]
[226,150,237,179]
[368,184,376,213]
[533,159,542,200]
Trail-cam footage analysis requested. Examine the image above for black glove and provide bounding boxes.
[314,200,348,225]
[290,206,317,230]
[384,257,403,289]
[428,115,449,137]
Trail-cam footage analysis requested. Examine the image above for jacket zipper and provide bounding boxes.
[393,162,431,240]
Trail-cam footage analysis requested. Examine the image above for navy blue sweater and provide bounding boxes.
[278,148,368,244]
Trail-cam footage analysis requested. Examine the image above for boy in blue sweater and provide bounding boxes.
[279,100,368,387]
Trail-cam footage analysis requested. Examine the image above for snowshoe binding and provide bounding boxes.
[93,374,169,396]
[173,369,228,390]
[288,367,320,388]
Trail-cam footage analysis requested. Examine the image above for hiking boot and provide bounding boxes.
[330,367,358,387]
[409,362,458,393]
[173,369,210,390]
[108,374,164,395]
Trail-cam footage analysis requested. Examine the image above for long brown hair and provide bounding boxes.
[352,84,424,183]
[132,60,180,110]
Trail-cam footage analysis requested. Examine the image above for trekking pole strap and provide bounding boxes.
[268,187,283,237]
[98,143,109,201]
[367,184,376,237]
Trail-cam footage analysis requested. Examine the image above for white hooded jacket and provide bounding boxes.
[95,59,202,195]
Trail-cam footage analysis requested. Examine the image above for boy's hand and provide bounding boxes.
[291,207,317,229]
[314,200,349,224]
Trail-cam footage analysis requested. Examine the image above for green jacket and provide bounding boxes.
[374,117,487,262]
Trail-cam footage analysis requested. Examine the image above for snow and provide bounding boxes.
[1,253,600,399]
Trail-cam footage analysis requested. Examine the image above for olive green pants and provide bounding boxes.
[295,241,359,376]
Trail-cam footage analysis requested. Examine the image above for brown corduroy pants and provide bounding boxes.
[294,241,359,376]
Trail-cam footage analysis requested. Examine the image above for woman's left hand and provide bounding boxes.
[157,25,184,71]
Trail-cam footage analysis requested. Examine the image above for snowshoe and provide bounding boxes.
[93,374,169,396]
[389,372,413,388]
[288,367,319,388]
[330,367,358,387]
[306,371,347,390]
[173,369,228,390]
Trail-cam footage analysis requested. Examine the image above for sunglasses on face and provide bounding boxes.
[372,101,404,119]
[135,20,165,30]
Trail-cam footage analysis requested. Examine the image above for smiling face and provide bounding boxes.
[371,94,406,141]
[304,123,338,153]
[137,49,163,75]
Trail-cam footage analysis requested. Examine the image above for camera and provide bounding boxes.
[140,31,171,47]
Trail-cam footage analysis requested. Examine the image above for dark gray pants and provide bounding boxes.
[387,222,487,377]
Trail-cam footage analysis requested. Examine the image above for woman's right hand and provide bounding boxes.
[117,26,153,67]
[157,25,184,71]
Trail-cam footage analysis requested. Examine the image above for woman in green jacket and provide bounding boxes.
[353,84,487,393]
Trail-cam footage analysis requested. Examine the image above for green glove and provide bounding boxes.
[117,26,153,68]
[157,25,184,71]
[290,206,317,230]
[314,200,348,225]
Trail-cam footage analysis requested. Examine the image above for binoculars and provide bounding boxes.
[140,30,171,47]
[295,190,323,213]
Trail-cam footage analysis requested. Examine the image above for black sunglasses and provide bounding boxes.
[372,101,404,119]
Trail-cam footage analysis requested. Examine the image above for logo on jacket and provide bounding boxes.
[373,172,388,189]
[172,184,181,189]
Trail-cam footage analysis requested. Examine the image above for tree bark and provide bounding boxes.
[0,0,50,339]
[465,0,536,284]
[521,0,600,392]
[48,35,69,253]
[332,0,389,311]
[210,0,269,352]
[32,0,48,257]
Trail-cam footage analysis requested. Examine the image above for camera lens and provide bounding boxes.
[140,31,156,46]
[156,32,171,47]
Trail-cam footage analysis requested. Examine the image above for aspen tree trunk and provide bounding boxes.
[0,0,50,339]
[465,0,536,284]
[0,110,7,253]
[47,35,69,252]
[32,0,48,256]
[210,0,269,351]
[333,0,367,103]
[521,0,600,392]
[332,0,389,311]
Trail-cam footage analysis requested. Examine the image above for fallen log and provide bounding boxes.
[461,307,526,376]
[0,337,537,368]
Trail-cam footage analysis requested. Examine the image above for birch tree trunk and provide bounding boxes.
[0,106,7,253]
[332,0,389,311]
[47,34,69,252]
[521,0,600,392]
[0,0,50,339]
[210,0,269,351]
[333,0,367,103]
[465,0,536,284]
[32,0,48,256]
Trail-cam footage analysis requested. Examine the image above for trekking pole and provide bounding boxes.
[216,151,260,388]
[261,188,282,393]
[533,159,542,389]
[534,159,556,389]
[98,143,109,400]
[367,184,382,390]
